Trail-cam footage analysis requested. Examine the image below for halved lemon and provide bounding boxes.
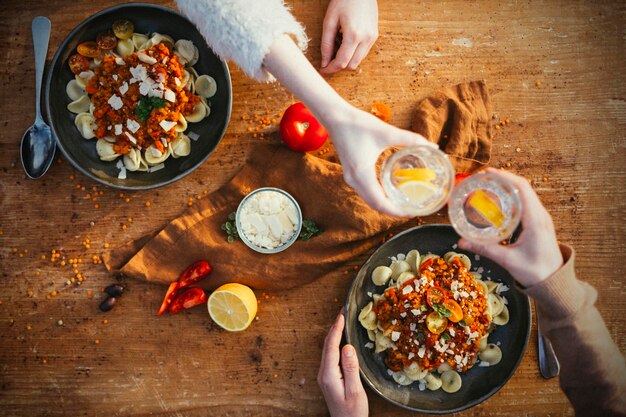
[393,167,436,185]
[208,283,258,332]
[468,189,505,227]
[398,180,438,205]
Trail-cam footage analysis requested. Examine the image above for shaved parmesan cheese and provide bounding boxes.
[124,131,137,144]
[159,120,177,132]
[112,74,118,81]
[137,52,157,64]
[187,131,199,141]
[148,163,165,173]
[115,57,126,66]
[126,119,140,134]
[114,124,123,135]
[119,82,129,95]
[163,88,176,102]
[107,95,123,110]
[117,166,127,179]
[391,331,401,342]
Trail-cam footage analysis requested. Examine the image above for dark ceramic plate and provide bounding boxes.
[45,3,232,189]
[344,224,531,414]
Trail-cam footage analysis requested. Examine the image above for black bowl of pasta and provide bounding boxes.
[344,224,531,414]
[45,3,231,189]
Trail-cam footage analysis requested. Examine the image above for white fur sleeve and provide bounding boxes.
[175,0,308,82]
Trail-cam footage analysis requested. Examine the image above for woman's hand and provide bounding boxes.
[264,35,435,216]
[318,313,368,417]
[326,105,437,216]
[458,168,564,287]
[320,0,378,74]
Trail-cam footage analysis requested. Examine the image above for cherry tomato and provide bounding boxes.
[279,102,328,152]
[426,311,448,334]
[77,41,101,58]
[419,258,434,273]
[156,282,179,316]
[426,286,447,307]
[454,173,470,186]
[177,260,212,288]
[96,30,118,50]
[112,19,134,40]
[442,299,464,323]
[169,287,207,314]
[68,54,90,74]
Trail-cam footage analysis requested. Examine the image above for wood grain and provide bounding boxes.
[0,1,624,416]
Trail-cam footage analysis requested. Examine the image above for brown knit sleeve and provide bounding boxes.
[520,244,626,416]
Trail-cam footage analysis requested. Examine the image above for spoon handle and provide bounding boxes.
[32,16,51,125]
[536,306,560,378]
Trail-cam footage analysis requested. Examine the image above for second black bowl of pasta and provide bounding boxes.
[46,3,232,189]
[345,224,531,414]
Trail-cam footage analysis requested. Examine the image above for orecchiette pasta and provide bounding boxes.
[195,74,217,98]
[67,95,91,114]
[66,23,216,175]
[359,247,512,394]
[74,113,96,139]
[170,133,191,158]
[371,265,392,286]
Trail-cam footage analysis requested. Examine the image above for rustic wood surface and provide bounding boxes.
[1,0,624,416]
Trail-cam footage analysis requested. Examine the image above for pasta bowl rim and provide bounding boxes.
[343,223,532,414]
[235,187,303,255]
[45,2,232,190]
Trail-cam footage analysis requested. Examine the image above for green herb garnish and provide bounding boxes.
[220,212,324,244]
[459,319,468,327]
[298,219,323,241]
[432,303,452,318]
[135,97,168,122]
[416,332,424,341]
[220,212,239,243]
[441,333,451,341]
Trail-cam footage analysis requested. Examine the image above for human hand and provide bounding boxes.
[320,0,378,74]
[458,168,564,287]
[318,312,368,417]
[325,106,438,216]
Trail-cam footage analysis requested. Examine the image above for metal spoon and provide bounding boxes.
[536,306,560,378]
[20,16,54,179]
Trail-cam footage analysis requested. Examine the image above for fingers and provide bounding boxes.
[318,313,345,397]
[341,345,364,397]
[320,12,339,68]
[344,167,412,217]
[392,129,439,149]
[483,168,551,227]
[346,40,373,70]
[321,312,344,370]
[320,34,359,74]
[458,238,510,265]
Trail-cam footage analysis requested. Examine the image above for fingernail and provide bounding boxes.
[344,346,355,357]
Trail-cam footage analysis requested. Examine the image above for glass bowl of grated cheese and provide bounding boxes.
[235,187,303,254]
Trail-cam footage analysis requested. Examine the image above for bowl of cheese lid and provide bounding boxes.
[235,187,302,254]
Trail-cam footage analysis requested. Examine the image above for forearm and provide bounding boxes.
[263,35,351,130]
[524,245,626,416]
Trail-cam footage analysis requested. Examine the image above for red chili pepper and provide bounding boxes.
[177,260,211,288]
[156,281,179,316]
[169,287,207,314]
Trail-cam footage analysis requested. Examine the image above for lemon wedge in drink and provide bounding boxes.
[393,167,436,185]
[398,180,438,206]
[468,190,505,227]
[208,283,258,331]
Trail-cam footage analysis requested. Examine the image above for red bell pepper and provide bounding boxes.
[178,260,212,288]
[169,287,207,314]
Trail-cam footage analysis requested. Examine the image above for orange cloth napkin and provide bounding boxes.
[412,80,493,173]
[104,81,494,290]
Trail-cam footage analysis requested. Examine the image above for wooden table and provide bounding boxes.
[1,1,624,415]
